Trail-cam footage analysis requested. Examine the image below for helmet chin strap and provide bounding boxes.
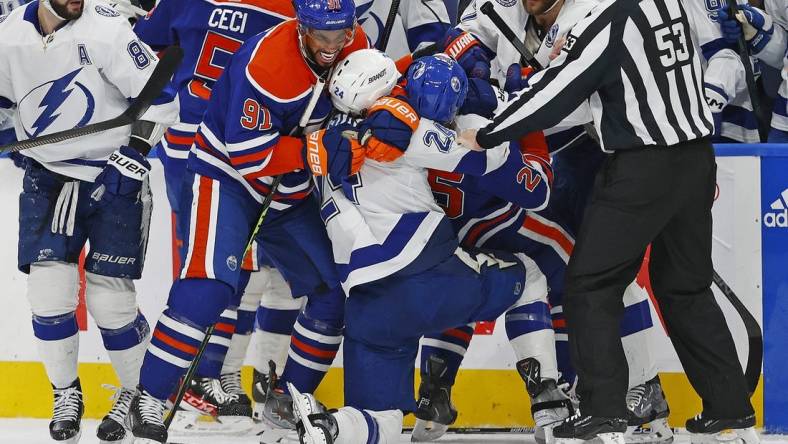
[42,0,69,21]
[539,0,562,17]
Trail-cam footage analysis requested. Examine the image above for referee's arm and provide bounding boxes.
[476,4,620,148]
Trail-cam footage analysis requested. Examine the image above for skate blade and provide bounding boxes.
[625,418,674,443]
[411,418,449,441]
[99,433,133,444]
[169,410,254,437]
[132,438,161,444]
[556,432,625,444]
[535,424,557,444]
[287,383,329,444]
[54,429,82,444]
[690,427,760,444]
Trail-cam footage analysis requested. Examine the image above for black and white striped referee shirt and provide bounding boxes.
[476,0,714,151]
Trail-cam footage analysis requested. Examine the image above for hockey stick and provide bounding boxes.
[164,324,215,429]
[242,73,328,255]
[378,0,402,51]
[727,2,769,142]
[478,1,599,147]
[404,426,536,434]
[479,1,542,70]
[0,46,184,154]
[711,270,763,396]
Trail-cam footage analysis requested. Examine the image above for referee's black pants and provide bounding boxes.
[563,138,754,419]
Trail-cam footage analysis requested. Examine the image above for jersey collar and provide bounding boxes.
[24,1,71,36]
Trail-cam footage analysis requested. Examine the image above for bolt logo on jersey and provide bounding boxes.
[546,24,559,48]
[19,68,95,138]
[94,4,120,17]
[354,0,387,49]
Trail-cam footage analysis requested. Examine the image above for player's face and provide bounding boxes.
[51,0,84,19]
[523,0,559,15]
[303,27,354,67]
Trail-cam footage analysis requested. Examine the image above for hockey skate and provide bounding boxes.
[686,413,759,444]
[553,412,627,444]
[50,379,84,444]
[168,376,254,437]
[252,366,270,421]
[288,383,338,444]
[255,361,297,429]
[518,358,573,444]
[128,389,167,444]
[412,355,458,442]
[625,376,673,443]
[220,370,253,408]
[97,385,134,443]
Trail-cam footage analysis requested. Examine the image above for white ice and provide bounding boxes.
[2,419,788,444]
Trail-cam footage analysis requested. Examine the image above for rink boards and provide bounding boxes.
[0,145,785,431]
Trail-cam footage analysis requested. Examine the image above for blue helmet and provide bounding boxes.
[405,54,468,124]
[294,0,356,31]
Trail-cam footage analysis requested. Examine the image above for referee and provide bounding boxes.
[464,0,758,442]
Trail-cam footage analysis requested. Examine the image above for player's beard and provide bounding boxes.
[524,0,560,16]
[50,0,84,20]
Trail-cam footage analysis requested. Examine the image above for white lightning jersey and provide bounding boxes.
[0,0,26,16]
[458,0,599,149]
[356,0,450,59]
[761,0,788,132]
[316,115,510,294]
[0,0,178,181]
[684,0,759,143]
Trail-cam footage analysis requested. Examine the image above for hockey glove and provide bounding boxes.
[91,146,150,205]
[736,5,773,54]
[441,28,491,80]
[504,63,535,95]
[715,5,773,53]
[358,96,420,162]
[303,126,365,178]
[459,78,499,119]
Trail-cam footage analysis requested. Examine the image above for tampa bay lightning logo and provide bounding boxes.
[19,68,95,138]
[95,4,120,17]
[545,24,559,48]
[495,0,517,8]
[355,0,386,48]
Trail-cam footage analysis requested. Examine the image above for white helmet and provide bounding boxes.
[329,49,400,116]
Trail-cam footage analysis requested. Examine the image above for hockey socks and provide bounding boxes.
[140,278,232,400]
[331,407,404,444]
[195,308,236,379]
[280,312,342,393]
[419,323,475,385]
[253,303,301,376]
[221,307,256,375]
[99,312,150,388]
[32,312,80,389]
[505,300,559,381]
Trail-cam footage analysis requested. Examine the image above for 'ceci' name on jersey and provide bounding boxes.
[208,8,248,33]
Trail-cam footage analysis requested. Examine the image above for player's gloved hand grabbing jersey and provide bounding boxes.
[504,64,535,95]
[714,4,774,54]
[441,28,491,81]
[358,95,420,162]
[303,115,365,178]
[459,78,499,119]
[90,146,151,205]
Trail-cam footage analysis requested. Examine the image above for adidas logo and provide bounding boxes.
[764,188,788,228]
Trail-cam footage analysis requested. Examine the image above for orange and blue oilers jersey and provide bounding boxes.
[188,19,369,212]
[134,0,295,157]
